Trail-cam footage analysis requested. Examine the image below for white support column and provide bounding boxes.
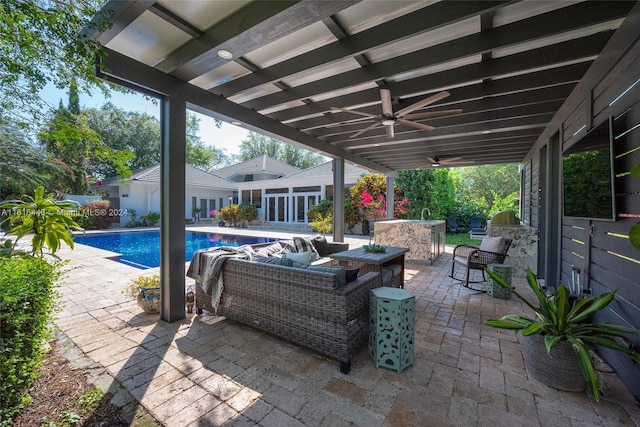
[332,159,345,241]
[386,176,394,219]
[160,96,186,323]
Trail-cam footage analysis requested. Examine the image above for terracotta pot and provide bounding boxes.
[136,287,160,313]
[523,334,586,392]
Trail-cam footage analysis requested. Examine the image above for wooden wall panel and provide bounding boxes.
[521,8,640,397]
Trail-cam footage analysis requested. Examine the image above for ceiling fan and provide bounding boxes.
[331,88,462,139]
[428,155,473,167]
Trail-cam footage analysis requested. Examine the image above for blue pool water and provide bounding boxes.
[74,231,276,269]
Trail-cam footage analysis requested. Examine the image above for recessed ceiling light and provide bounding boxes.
[231,121,242,126]
[217,49,233,60]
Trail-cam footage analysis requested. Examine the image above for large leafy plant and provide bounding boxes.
[485,267,640,401]
[0,186,83,256]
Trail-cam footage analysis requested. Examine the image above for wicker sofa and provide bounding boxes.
[195,257,381,373]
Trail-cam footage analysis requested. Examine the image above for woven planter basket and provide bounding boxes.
[523,335,586,392]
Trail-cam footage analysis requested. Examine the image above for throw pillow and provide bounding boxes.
[293,236,320,258]
[255,256,293,267]
[345,268,359,283]
[284,251,316,265]
[311,235,330,257]
[479,236,505,254]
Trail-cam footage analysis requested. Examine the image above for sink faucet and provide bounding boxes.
[421,208,431,221]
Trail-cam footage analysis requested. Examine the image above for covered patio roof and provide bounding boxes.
[87,0,634,173]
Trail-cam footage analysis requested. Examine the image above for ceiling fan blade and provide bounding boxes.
[396,91,451,117]
[349,122,382,139]
[396,119,435,131]
[380,89,393,116]
[330,107,379,119]
[441,156,462,163]
[403,109,463,120]
[322,118,375,129]
[427,157,437,164]
[385,124,395,139]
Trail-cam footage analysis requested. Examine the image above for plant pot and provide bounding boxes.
[218,221,225,227]
[137,287,160,313]
[523,334,586,392]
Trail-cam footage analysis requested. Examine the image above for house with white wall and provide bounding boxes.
[95,156,369,226]
[98,164,235,226]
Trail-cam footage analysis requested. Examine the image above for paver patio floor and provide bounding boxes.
[52,227,640,426]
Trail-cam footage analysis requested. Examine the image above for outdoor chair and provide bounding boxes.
[446,217,460,234]
[450,236,512,290]
[468,215,486,238]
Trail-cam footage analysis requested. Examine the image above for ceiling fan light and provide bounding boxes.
[432,162,440,167]
[381,119,395,126]
[217,49,233,59]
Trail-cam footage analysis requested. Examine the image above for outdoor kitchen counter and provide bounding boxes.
[373,219,446,265]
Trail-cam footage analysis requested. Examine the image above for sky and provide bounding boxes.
[40,84,248,156]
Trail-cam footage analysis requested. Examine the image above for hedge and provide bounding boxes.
[0,255,61,425]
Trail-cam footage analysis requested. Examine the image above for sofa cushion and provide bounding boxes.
[289,261,347,287]
[293,236,320,258]
[308,265,346,287]
[255,256,293,267]
[284,251,316,265]
[479,236,505,254]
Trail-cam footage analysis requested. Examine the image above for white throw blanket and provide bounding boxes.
[186,245,254,313]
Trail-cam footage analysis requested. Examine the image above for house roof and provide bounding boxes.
[87,1,636,172]
[100,164,235,190]
[234,160,369,189]
[284,160,368,181]
[213,155,300,180]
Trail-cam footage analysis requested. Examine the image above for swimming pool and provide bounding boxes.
[73,230,276,269]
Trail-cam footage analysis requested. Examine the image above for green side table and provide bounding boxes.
[487,263,512,299]
[369,287,415,373]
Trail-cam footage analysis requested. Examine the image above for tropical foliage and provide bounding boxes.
[219,204,258,227]
[0,186,83,256]
[485,267,640,401]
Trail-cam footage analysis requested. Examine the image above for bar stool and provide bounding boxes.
[369,287,415,373]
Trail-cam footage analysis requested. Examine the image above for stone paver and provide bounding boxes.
[50,226,640,426]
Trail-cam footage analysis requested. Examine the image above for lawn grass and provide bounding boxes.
[445,232,480,247]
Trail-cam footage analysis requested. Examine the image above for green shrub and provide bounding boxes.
[0,255,61,425]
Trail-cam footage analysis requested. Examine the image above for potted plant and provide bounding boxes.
[123,274,160,313]
[192,207,201,222]
[484,267,640,400]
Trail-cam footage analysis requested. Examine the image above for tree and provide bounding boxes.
[84,103,161,176]
[185,113,232,170]
[395,169,456,220]
[40,90,133,194]
[0,0,111,128]
[449,164,519,212]
[239,131,324,169]
[0,123,53,200]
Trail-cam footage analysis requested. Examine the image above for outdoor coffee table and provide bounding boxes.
[330,246,409,288]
